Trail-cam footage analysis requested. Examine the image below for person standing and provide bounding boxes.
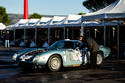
[79,34,99,68]
[5,31,10,48]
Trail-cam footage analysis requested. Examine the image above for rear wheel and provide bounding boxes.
[47,55,62,72]
[97,53,103,66]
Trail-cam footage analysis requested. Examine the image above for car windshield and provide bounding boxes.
[49,41,75,49]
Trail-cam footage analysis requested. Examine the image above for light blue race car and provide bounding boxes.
[12,40,111,71]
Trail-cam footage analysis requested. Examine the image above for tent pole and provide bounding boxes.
[94,29,97,38]
[24,28,26,45]
[117,24,120,59]
[104,21,106,46]
[72,29,74,39]
[66,28,69,39]
[48,27,50,46]
[64,27,65,39]
[35,27,37,44]
[112,27,115,39]
[13,29,16,42]
[80,22,84,36]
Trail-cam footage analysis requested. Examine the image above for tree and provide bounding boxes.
[0,6,10,25]
[29,13,42,19]
[83,0,116,12]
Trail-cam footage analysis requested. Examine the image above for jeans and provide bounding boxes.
[5,40,10,48]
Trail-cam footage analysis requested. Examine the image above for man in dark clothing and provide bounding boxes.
[5,31,10,48]
[79,35,99,68]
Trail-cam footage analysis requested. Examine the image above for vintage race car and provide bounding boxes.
[12,40,111,71]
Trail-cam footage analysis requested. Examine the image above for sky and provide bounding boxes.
[0,0,89,15]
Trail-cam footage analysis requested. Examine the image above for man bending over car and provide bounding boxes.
[79,34,99,68]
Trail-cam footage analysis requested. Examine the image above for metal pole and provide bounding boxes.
[24,0,28,19]
[24,28,26,45]
[80,22,84,36]
[55,28,57,38]
[94,29,97,38]
[72,29,74,39]
[48,27,50,46]
[117,25,120,59]
[64,27,65,39]
[104,21,106,46]
[13,29,16,42]
[66,28,69,39]
[112,27,116,39]
[35,27,37,44]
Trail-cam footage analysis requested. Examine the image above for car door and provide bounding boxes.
[65,49,82,66]
[64,42,83,66]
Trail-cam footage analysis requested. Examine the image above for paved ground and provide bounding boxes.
[0,59,125,83]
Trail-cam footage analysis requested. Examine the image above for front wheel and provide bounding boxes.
[47,55,62,72]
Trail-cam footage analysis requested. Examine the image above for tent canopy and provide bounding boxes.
[27,19,39,26]
[15,19,29,26]
[65,15,82,26]
[82,0,125,21]
[49,16,66,27]
[83,20,123,27]
[50,16,66,25]
[0,23,6,30]
[6,14,83,30]
[37,17,52,26]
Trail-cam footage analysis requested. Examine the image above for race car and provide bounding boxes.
[12,40,111,71]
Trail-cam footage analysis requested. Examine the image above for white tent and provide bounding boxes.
[65,14,82,26]
[8,19,29,29]
[49,16,66,27]
[15,19,29,26]
[26,19,40,28]
[0,23,6,30]
[37,17,53,27]
[6,15,82,30]
[82,0,125,21]
[83,20,123,27]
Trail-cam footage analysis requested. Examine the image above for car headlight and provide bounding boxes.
[12,53,18,61]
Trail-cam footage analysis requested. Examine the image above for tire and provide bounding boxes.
[47,55,62,72]
[96,53,104,66]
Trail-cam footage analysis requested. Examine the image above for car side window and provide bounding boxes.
[63,41,74,49]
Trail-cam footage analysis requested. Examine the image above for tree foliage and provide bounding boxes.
[83,0,116,12]
[29,13,42,19]
[0,6,10,25]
